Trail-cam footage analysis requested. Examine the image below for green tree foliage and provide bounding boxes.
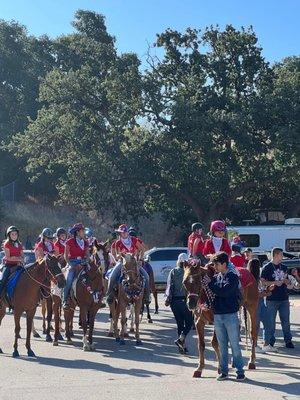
[9,11,144,218]
[136,26,299,226]
[4,13,299,227]
[0,20,54,187]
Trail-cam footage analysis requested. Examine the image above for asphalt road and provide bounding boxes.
[0,295,299,400]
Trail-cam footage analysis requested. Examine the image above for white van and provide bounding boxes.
[228,218,300,256]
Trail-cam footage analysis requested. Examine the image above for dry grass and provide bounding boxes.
[1,201,182,248]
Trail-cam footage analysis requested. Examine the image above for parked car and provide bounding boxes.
[145,247,188,290]
[0,250,36,266]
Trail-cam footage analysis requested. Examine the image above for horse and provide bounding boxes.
[0,254,65,357]
[183,260,259,378]
[109,253,145,345]
[63,254,105,351]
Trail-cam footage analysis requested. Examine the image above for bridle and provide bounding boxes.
[24,255,63,290]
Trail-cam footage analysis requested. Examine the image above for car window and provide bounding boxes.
[239,234,260,247]
[285,239,300,253]
[150,249,187,262]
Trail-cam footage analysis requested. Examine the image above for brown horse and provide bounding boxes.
[64,255,104,351]
[109,254,145,345]
[183,260,259,378]
[0,255,65,357]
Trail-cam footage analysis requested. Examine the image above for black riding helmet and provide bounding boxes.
[6,225,19,238]
[56,227,67,237]
[191,222,203,232]
[128,226,137,237]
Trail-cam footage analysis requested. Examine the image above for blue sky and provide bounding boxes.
[1,0,299,64]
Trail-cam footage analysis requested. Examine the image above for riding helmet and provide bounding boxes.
[69,223,85,236]
[210,220,226,233]
[6,225,19,237]
[128,226,137,237]
[115,224,129,233]
[85,227,93,238]
[191,222,203,232]
[41,228,55,239]
[56,227,67,237]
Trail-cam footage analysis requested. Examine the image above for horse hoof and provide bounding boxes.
[0,348,3,354]
[119,339,126,345]
[124,332,129,338]
[107,332,114,337]
[129,328,135,333]
[193,370,202,378]
[45,334,53,343]
[66,340,73,345]
[248,362,256,370]
[136,340,143,346]
[115,337,120,343]
[70,331,75,338]
[12,350,20,358]
[232,363,235,369]
[154,311,158,315]
[33,332,41,338]
[217,368,221,375]
[147,319,153,324]
[27,349,36,357]
[53,341,58,347]
[42,329,46,334]
[17,334,21,339]
[83,345,91,351]
[58,333,64,341]
[91,343,96,351]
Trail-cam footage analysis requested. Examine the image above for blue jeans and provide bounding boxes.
[214,313,244,375]
[257,298,270,342]
[265,300,292,345]
[0,267,11,296]
[106,262,150,303]
[63,260,82,301]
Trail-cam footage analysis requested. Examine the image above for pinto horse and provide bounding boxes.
[109,254,145,345]
[0,255,65,357]
[64,255,104,351]
[183,260,259,378]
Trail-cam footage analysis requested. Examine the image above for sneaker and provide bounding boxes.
[217,373,228,381]
[261,344,278,353]
[236,374,246,381]
[174,338,185,353]
[255,345,264,353]
[286,341,295,349]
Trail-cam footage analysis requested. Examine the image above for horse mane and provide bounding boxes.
[247,258,261,282]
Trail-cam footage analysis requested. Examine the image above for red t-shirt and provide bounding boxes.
[115,237,139,255]
[35,240,54,255]
[188,232,204,255]
[3,241,22,266]
[66,237,88,259]
[230,253,246,269]
[54,240,66,256]
[203,238,231,257]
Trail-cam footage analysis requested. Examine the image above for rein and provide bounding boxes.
[24,257,62,291]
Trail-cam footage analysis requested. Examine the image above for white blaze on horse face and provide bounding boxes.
[189,276,194,284]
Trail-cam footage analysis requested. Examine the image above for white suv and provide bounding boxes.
[145,247,188,290]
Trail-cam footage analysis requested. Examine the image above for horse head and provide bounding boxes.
[182,260,203,311]
[92,240,112,274]
[45,254,66,289]
[121,253,139,284]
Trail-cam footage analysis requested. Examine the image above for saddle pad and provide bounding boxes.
[51,282,63,298]
[236,267,256,289]
[6,268,24,299]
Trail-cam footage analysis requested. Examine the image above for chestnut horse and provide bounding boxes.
[0,255,65,357]
[109,254,145,345]
[183,261,259,378]
[64,255,104,351]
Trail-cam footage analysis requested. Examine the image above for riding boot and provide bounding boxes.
[0,267,11,307]
[106,263,122,304]
[140,268,151,305]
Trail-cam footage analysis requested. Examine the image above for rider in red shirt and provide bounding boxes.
[188,223,205,257]
[63,223,89,309]
[54,227,67,256]
[203,220,231,258]
[34,228,55,260]
[230,244,246,269]
[106,224,150,305]
[0,226,24,298]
